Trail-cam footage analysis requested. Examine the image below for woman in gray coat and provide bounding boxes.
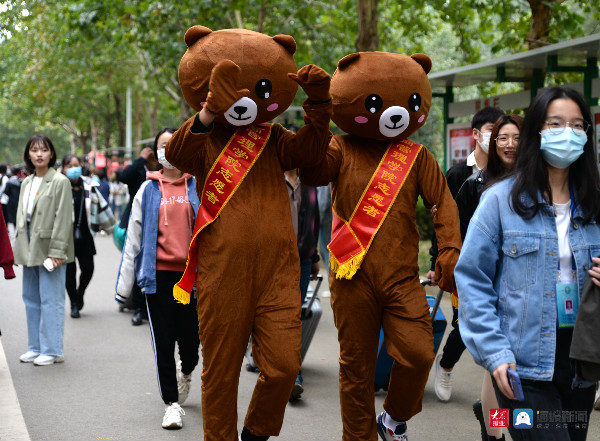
[13,135,74,366]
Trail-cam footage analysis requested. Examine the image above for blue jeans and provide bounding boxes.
[22,264,67,356]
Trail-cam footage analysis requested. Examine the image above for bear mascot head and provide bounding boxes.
[330,52,432,141]
[178,26,299,127]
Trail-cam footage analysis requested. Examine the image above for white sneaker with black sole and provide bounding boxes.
[162,403,184,429]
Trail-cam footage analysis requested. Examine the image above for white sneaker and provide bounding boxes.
[177,360,192,404]
[33,355,64,366]
[433,353,453,402]
[19,351,40,363]
[594,387,600,411]
[162,403,184,429]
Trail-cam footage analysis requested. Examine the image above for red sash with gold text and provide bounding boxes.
[328,139,422,280]
[173,123,273,304]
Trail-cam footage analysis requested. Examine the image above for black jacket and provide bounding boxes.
[118,156,149,229]
[429,159,476,270]
[2,176,21,225]
[455,169,484,241]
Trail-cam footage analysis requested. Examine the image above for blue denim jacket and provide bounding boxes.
[456,176,600,380]
[115,177,199,299]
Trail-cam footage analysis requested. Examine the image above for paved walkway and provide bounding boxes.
[1,234,598,440]
[0,336,30,441]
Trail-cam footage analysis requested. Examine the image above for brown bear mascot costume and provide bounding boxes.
[165,26,332,441]
[301,52,461,441]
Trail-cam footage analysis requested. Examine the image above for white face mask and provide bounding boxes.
[478,131,491,154]
[157,148,176,170]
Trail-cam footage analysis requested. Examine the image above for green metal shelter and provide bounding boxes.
[428,33,600,170]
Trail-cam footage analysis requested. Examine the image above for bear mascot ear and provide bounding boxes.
[185,25,213,48]
[272,34,296,55]
[411,53,432,75]
[337,53,361,71]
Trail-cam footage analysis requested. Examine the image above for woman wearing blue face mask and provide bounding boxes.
[62,154,115,318]
[455,86,600,441]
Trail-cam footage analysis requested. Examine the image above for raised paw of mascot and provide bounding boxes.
[300,51,461,441]
[165,26,332,441]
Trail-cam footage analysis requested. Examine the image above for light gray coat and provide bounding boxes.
[13,168,74,266]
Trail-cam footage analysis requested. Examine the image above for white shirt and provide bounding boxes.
[554,200,574,283]
[26,176,43,222]
[465,151,483,175]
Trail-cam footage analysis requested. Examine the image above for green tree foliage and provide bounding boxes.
[0,0,597,162]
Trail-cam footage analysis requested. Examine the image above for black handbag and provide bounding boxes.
[569,274,600,381]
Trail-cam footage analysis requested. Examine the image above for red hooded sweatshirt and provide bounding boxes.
[146,170,194,272]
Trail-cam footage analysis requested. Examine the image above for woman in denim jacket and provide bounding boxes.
[115,128,201,431]
[456,87,600,441]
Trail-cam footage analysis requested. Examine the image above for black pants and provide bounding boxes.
[492,329,595,441]
[146,270,201,404]
[439,305,466,369]
[66,254,94,309]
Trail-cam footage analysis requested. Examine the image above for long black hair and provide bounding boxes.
[484,114,523,187]
[510,86,600,224]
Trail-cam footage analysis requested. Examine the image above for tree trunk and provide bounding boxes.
[114,92,125,148]
[90,117,98,153]
[257,4,267,33]
[146,94,158,139]
[526,0,564,49]
[78,130,90,156]
[104,93,111,150]
[356,0,379,52]
[69,133,77,154]
[134,89,143,148]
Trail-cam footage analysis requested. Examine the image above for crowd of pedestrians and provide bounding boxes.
[1,85,600,441]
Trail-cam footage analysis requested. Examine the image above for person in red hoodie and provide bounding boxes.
[115,128,201,430]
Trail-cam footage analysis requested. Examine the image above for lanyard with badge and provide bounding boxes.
[556,184,578,328]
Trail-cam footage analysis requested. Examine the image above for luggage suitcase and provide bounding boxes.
[245,274,324,371]
[374,280,447,391]
[300,274,323,361]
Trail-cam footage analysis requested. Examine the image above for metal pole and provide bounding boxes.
[126,87,132,160]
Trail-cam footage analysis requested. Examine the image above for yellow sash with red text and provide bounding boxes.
[328,139,422,280]
[173,123,273,304]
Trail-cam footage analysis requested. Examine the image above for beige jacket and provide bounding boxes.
[13,168,74,266]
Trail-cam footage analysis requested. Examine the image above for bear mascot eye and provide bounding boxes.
[255,79,273,99]
[365,94,383,114]
[408,93,421,112]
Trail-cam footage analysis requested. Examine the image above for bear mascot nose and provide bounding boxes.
[234,105,248,115]
[389,114,403,124]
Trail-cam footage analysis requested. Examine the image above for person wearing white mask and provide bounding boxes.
[427,107,505,406]
[456,86,600,441]
[115,128,201,430]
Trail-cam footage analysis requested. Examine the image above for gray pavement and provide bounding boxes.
[1,234,598,440]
